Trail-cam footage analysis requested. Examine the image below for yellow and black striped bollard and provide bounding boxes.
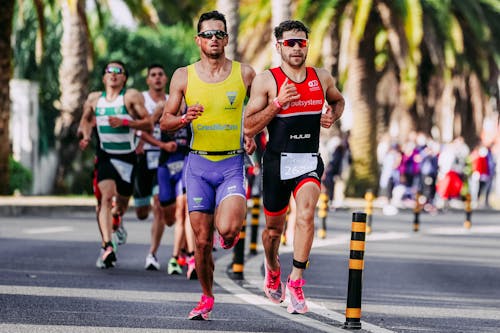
[464,193,472,229]
[231,218,246,280]
[317,192,329,239]
[344,212,367,330]
[413,192,423,232]
[364,190,374,234]
[249,196,261,255]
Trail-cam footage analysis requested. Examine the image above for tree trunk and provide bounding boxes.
[0,0,15,195]
[54,0,89,193]
[376,64,398,138]
[466,73,484,146]
[271,0,292,66]
[436,80,455,143]
[345,15,379,197]
[217,0,240,61]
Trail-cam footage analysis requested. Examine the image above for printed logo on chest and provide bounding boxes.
[308,80,321,92]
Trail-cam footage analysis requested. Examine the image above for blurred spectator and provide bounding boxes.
[469,143,495,208]
[418,137,439,212]
[378,141,403,201]
[436,136,470,208]
[399,131,423,202]
[322,132,351,210]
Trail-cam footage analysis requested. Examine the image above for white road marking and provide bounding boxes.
[0,324,265,333]
[214,246,396,333]
[425,225,500,235]
[23,226,74,234]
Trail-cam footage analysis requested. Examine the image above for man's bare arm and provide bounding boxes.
[121,89,153,131]
[151,100,166,124]
[77,91,100,150]
[139,130,177,153]
[318,68,344,123]
[241,63,256,98]
[136,100,169,150]
[160,68,195,132]
[244,72,280,138]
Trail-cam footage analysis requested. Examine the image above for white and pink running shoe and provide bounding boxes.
[188,294,214,320]
[263,258,285,304]
[286,276,309,314]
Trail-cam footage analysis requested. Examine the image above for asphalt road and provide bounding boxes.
[1,206,499,333]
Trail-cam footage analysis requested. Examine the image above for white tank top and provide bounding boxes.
[142,91,168,151]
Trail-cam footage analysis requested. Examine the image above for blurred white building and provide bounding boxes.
[10,79,57,194]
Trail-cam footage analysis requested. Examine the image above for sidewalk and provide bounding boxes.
[0,195,367,216]
[0,196,96,216]
[1,194,497,217]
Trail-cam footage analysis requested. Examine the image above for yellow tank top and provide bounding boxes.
[185,61,246,161]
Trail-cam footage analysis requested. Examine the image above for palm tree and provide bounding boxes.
[342,1,381,196]
[0,0,15,194]
[271,0,292,66]
[239,0,273,72]
[342,0,499,195]
[418,0,500,147]
[217,0,241,60]
[152,0,205,25]
[53,0,90,193]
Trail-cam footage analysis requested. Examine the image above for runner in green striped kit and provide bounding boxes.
[78,60,152,268]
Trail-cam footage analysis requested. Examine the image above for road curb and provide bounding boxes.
[1,196,497,217]
[0,205,96,216]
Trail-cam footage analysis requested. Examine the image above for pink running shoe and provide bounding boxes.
[186,256,197,280]
[286,276,308,314]
[263,259,285,304]
[219,233,240,249]
[188,294,214,320]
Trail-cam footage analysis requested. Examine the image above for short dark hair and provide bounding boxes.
[102,60,128,78]
[197,10,227,33]
[147,63,166,75]
[274,20,310,40]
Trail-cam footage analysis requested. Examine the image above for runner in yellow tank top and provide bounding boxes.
[159,10,256,321]
[185,61,246,162]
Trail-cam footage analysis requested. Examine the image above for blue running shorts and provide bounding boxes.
[184,153,246,213]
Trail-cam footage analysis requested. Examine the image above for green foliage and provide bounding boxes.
[69,145,96,195]
[12,3,61,155]
[152,0,207,25]
[8,156,32,195]
[90,23,199,91]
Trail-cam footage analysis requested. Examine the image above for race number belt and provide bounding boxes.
[189,148,244,156]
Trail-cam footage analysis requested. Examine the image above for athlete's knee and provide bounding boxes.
[296,208,315,225]
[100,193,113,208]
[164,215,176,227]
[194,237,213,254]
[159,205,175,227]
[219,226,241,246]
[135,205,150,220]
[263,226,283,241]
[112,194,129,215]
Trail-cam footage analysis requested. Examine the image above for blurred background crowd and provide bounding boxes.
[2,0,499,205]
[321,126,499,213]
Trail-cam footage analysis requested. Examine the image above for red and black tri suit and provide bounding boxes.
[262,67,325,215]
